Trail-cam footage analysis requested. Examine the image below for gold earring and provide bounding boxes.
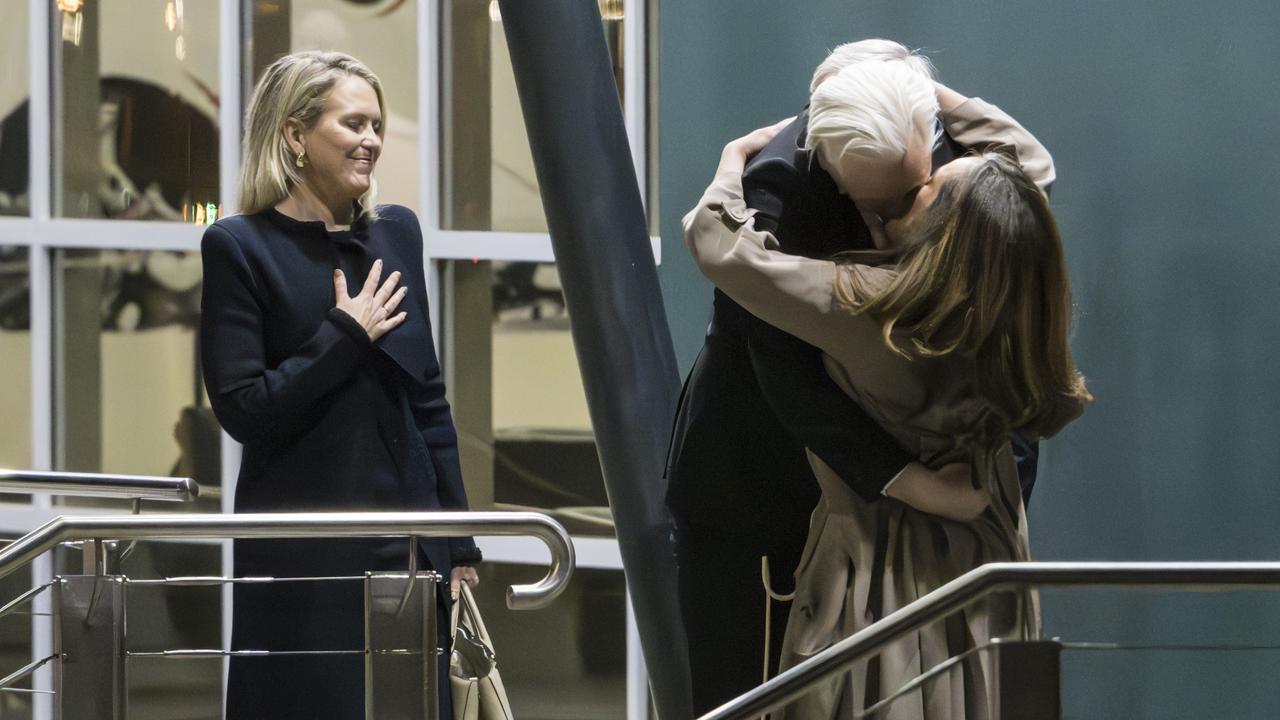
[295,149,306,168]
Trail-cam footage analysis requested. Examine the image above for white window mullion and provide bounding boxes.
[27,240,53,720]
[219,0,242,219]
[623,0,646,209]
[421,0,442,244]
[429,229,661,264]
[0,219,203,252]
[625,592,650,720]
[26,240,51,481]
[28,0,54,714]
[217,0,243,481]
[420,0,443,340]
[218,1,245,710]
[28,0,51,223]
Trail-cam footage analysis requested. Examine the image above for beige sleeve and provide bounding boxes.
[941,97,1057,195]
[682,170,888,357]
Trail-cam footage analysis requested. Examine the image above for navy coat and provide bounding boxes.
[200,204,477,718]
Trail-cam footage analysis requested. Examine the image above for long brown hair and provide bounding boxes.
[838,151,1091,438]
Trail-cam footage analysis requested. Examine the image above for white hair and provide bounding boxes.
[810,38,935,94]
[239,51,385,219]
[806,59,940,173]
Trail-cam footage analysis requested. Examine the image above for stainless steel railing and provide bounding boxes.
[0,469,198,502]
[0,511,573,608]
[0,471,577,717]
[701,561,1280,719]
[0,509,575,720]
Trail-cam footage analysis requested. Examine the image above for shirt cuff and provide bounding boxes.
[325,307,373,347]
[880,464,911,497]
[702,170,754,225]
[450,537,483,566]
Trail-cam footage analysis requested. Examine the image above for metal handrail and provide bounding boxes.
[0,511,574,609]
[0,470,198,502]
[701,561,1280,719]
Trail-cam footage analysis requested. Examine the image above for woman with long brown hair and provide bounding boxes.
[684,71,1090,718]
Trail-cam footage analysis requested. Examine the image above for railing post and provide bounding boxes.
[52,575,127,720]
[79,539,116,576]
[985,640,1061,720]
[365,571,442,720]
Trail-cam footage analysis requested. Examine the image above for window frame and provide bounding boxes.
[3,1,655,717]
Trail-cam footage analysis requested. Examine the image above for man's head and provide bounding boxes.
[809,38,935,93]
[806,51,939,219]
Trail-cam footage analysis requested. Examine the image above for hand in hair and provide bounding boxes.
[333,258,408,342]
[718,117,794,173]
[886,461,989,522]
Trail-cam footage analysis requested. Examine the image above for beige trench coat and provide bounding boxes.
[684,98,1081,719]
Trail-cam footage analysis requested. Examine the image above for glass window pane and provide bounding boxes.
[54,540,223,717]
[475,563,627,718]
[53,1,220,220]
[247,0,421,213]
[0,567,35,715]
[0,0,29,217]
[52,249,216,511]
[440,0,628,233]
[0,247,31,472]
[446,260,612,537]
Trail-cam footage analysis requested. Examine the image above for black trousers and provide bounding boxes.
[675,520,806,716]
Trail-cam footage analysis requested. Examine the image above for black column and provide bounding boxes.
[494,1,691,717]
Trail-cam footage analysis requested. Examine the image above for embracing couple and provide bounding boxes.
[667,39,1092,718]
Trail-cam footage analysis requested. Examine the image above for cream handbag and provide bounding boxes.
[450,585,514,720]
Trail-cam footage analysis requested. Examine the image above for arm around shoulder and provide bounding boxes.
[936,83,1056,195]
[683,170,868,356]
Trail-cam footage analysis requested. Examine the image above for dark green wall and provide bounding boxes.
[659,1,1280,716]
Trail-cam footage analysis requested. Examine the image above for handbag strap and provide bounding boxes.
[760,555,795,684]
[459,584,493,646]
[450,588,463,650]
[451,585,499,678]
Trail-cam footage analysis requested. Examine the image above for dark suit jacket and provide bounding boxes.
[666,110,912,556]
[201,204,477,718]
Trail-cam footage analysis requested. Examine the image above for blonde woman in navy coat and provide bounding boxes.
[200,51,479,719]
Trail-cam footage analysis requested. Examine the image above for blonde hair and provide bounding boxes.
[810,38,935,94]
[238,51,386,219]
[838,152,1091,438]
[806,60,940,179]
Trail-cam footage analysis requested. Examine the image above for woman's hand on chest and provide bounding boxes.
[333,258,408,341]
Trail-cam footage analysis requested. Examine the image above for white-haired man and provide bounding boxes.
[809,59,940,235]
[666,39,1046,713]
[666,40,944,714]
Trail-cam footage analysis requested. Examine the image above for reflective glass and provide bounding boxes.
[0,0,30,217]
[0,247,31,473]
[52,0,221,221]
[475,562,627,719]
[445,260,611,536]
[440,0,629,233]
[52,249,216,511]
[248,0,421,212]
[0,568,34,717]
